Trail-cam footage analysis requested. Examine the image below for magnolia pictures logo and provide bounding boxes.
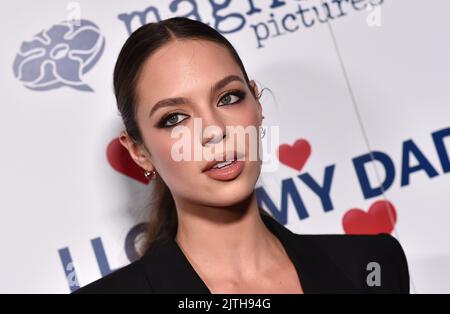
[13,18,105,92]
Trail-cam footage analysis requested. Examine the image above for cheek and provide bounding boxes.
[228,101,261,157]
[148,135,199,191]
[234,100,260,126]
[150,138,186,174]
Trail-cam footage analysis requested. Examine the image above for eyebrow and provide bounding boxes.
[148,74,245,118]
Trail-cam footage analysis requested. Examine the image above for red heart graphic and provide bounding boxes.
[106,138,150,184]
[278,139,311,171]
[342,200,397,235]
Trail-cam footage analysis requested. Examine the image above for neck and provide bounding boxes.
[174,192,281,276]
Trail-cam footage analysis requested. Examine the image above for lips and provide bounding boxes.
[203,159,245,181]
[201,151,244,172]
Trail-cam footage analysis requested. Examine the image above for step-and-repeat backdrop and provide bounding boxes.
[1,0,449,293]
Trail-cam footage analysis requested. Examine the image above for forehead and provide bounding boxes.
[136,39,244,109]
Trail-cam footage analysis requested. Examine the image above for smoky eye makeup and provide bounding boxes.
[155,111,189,128]
[218,89,246,106]
[154,89,247,129]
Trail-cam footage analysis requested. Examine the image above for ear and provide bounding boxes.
[118,131,154,172]
[249,79,263,122]
[249,79,259,99]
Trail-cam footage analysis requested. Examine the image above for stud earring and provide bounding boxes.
[144,169,156,179]
[260,125,266,139]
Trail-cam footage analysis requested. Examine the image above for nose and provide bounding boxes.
[201,111,227,147]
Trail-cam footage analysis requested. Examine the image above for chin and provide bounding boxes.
[206,177,256,205]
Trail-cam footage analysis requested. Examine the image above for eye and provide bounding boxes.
[218,90,246,106]
[158,112,189,128]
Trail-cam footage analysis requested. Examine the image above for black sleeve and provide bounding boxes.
[379,233,410,294]
[304,233,410,293]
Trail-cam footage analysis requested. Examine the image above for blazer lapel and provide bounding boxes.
[140,237,211,293]
[261,213,358,293]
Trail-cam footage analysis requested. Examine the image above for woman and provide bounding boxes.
[75,17,409,294]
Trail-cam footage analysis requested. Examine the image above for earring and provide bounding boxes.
[260,125,266,139]
[144,169,156,179]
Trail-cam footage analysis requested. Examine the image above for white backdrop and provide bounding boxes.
[1,0,449,293]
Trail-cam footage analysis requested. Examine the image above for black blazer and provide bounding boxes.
[74,213,410,294]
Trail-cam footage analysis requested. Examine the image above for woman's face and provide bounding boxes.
[125,39,263,208]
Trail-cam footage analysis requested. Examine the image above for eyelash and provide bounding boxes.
[156,89,246,128]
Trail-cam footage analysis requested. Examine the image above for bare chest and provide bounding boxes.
[206,260,303,294]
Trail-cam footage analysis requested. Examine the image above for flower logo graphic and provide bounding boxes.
[13,19,105,92]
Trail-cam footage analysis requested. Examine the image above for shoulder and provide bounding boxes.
[72,258,152,294]
[295,233,410,293]
[299,233,407,260]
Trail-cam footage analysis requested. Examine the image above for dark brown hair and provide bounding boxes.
[113,17,268,256]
